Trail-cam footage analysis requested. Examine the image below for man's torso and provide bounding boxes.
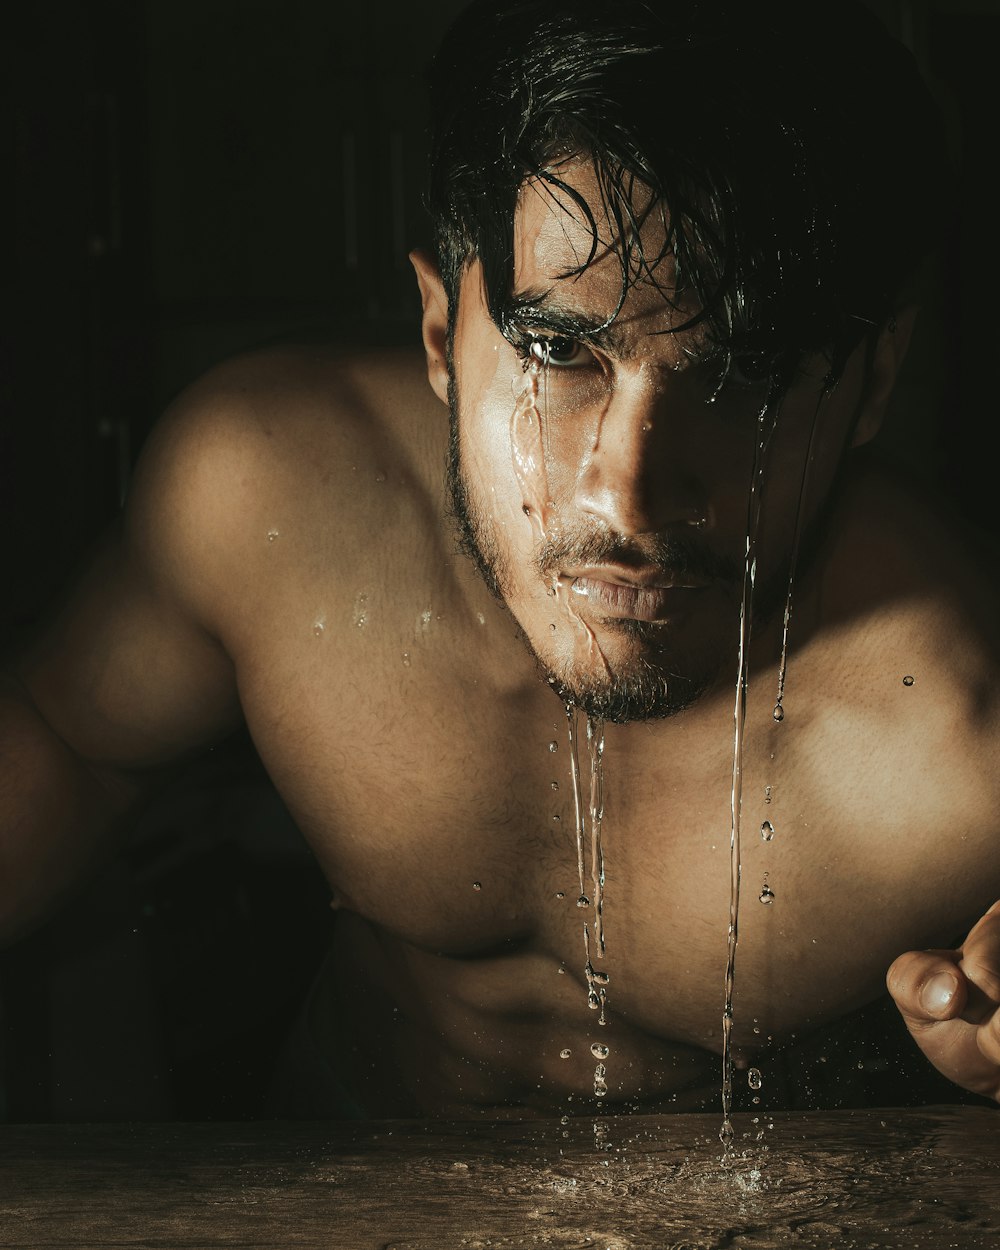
[148,344,1000,1116]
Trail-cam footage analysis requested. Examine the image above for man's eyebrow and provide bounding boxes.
[501,290,630,355]
[500,289,718,365]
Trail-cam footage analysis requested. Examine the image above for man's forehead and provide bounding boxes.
[513,163,674,288]
[507,164,705,357]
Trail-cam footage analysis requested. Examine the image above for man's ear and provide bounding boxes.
[851,305,918,447]
[410,248,451,407]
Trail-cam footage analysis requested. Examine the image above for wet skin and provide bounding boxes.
[6,169,1000,1116]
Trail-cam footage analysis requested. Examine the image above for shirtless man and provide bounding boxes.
[2,0,999,1119]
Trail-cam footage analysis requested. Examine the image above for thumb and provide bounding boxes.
[886,949,968,1030]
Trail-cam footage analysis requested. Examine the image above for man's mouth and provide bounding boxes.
[563,567,711,622]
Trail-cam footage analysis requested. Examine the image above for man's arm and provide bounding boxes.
[0,376,266,943]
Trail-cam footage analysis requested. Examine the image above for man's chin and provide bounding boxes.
[542,657,713,725]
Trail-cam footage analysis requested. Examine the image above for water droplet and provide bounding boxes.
[559,1048,571,1059]
[472,882,481,891]
[420,609,432,628]
[902,674,914,686]
[548,741,558,752]
[590,1043,610,1059]
[720,1120,735,1148]
[764,785,772,803]
[772,703,784,722]
[588,990,601,1010]
[522,504,531,516]
[266,529,279,543]
[550,781,559,791]
[759,885,775,904]
[374,471,387,483]
[577,895,590,908]
[593,1063,608,1097]
[402,652,411,666]
[555,891,565,899]
[313,619,325,637]
[591,969,609,985]
[760,820,775,841]
[477,612,485,625]
[748,1068,763,1090]
[549,622,556,631]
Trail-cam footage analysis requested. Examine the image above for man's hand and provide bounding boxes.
[887,900,1000,1103]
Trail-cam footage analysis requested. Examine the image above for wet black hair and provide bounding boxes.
[426,0,943,383]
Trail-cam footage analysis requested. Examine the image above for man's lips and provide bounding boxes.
[563,567,711,622]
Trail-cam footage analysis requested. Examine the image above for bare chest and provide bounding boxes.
[233,603,986,1058]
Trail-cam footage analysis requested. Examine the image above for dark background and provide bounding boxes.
[1,0,998,1121]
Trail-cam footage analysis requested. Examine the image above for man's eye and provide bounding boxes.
[527,335,589,368]
[725,353,773,389]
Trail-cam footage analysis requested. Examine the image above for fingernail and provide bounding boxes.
[920,971,957,1015]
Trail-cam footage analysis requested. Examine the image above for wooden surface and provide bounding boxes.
[0,1106,998,1248]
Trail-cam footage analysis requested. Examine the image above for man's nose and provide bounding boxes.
[571,377,707,536]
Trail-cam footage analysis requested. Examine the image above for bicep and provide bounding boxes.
[16,388,263,771]
[19,531,242,770]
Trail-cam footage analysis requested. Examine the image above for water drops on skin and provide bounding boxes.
[903,674,915,686]
[312,617,326,637]
[472,882,482,891]
[748,1067,763,1091]
[576,895,590,908]
[759,883,775,905]
[402,652,411,667]
[550,780,559,791]
[549,741,559,753]
[760,819,775,842]
[764,785,772,804]
[559,1049,572,1060]
[353,593,369,628]
[590,1042,610,1060]
[374,471,387,483]
[555,891,565,899]
[772,702,785,722]
[266,528,279,543]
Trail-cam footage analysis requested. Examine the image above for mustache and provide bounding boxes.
[533,527,740,587]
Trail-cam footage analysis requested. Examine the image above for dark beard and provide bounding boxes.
[445,379,729,722]
[445,371,825,724]
[446,385,510,603]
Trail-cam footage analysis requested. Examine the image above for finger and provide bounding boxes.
[886,948,967,1029]
[958,901,1000,1015]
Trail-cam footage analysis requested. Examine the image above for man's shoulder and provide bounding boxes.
[150,341,437,470]
[123,342,445,630]
[817,455,1000,810]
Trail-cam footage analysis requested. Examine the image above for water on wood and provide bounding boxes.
[6,1109,996,1249]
